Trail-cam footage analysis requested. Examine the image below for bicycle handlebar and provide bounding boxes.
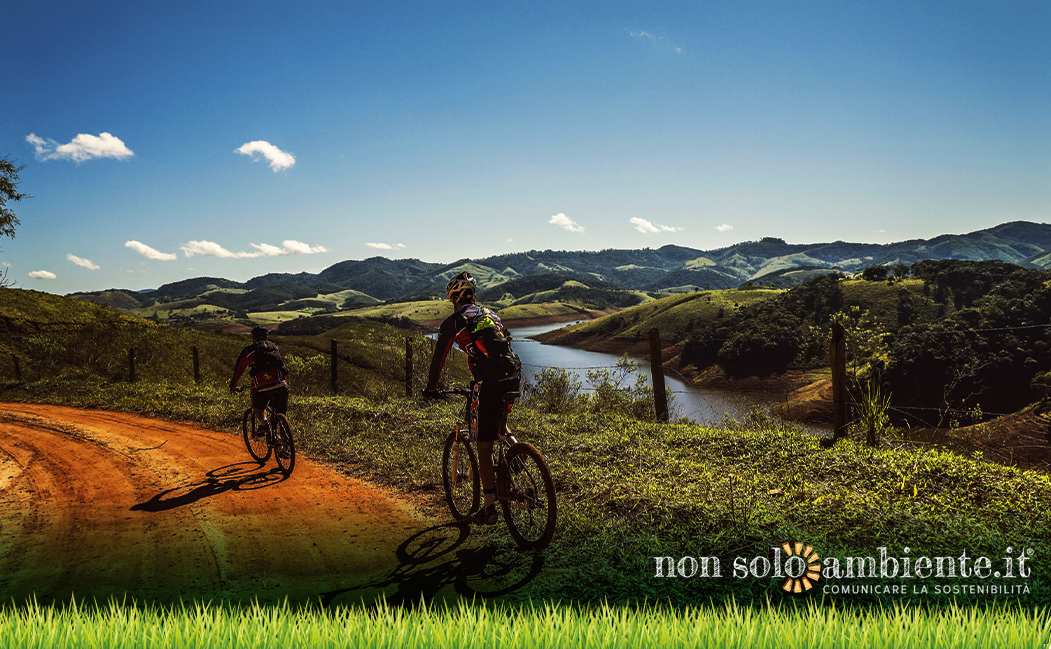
[422,386,472,400]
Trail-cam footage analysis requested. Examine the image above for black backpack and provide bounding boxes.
[251,340,287,375]
[458,307,521,398]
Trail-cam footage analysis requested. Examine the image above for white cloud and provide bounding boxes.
[235,140,296,172]
[1,262,10,268]
[627,29,683,55]
[29,270,56,279]
[630,217,682,234]
[126,241,178,261]
[179,239,328,258]
[365,242,407,250]
[66,253,100,270]
[715,224,734,232]
[27,132,134,162]
[549,213,584,233]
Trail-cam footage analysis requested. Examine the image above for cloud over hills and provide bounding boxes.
[179,240,328,258]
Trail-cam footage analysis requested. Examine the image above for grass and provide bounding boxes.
[554,280,944,350]
[0,288,148,331]
[2,377,1048,609]
[0,307,470,401]
[336,300,454,323]
[0,598,1047,649]
[562,288,782,343]
[840,279,940,330]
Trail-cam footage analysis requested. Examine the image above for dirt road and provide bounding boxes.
[0,404,539,607]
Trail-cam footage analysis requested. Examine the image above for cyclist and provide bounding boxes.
[229,325,290,449]
[424,271,519,526]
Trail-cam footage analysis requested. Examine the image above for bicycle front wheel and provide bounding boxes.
[442,426,479,522]
[272,414,296,475]
[499,442,556,551]
[242,408,272,464]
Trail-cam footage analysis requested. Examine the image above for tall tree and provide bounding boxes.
[1,157,31,286]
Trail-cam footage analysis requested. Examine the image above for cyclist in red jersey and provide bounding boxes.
[229,325,290,441]
[424,272,516,525]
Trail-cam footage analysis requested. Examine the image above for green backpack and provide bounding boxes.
[458,307,522,398]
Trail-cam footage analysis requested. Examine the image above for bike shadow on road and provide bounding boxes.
[318,522,546,608]
[130,462,289,513]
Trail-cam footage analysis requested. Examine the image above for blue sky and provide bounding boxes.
[3,1,1049,294]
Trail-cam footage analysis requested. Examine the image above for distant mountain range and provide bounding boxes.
[70,220,1051,313]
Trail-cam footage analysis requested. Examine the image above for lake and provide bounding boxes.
[505,320,804,428]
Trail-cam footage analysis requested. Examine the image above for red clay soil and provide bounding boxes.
[0,404,525,607]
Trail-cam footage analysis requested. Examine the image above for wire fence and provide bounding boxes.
[4,321,1050,440]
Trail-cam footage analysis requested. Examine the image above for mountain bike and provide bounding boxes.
[235,387,296,475]
[439,386,556,551]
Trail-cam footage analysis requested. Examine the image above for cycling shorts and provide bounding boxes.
[252,386,289,415]
[475,381,513,443]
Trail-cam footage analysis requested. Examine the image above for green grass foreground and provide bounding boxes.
[0,599,1048,649]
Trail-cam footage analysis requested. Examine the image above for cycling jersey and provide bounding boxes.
[427,303,514,444]
[231,342,289,392]
[426,303,511,389]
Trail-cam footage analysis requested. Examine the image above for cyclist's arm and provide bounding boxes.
[230,348,254,391]
[425,318,458,392]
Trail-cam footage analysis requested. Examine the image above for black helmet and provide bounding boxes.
[445,271,477,301]
[251,325,270,340]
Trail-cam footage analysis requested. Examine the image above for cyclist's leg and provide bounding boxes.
[268,387,292,460]
[474,383,507,524]
[250,389,270,430]
[269,387,289,415]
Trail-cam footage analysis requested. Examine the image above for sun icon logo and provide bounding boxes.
[781,541,821,593]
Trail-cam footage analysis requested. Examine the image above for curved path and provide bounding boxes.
[0,403,450,606]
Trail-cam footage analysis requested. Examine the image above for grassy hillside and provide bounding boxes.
[0,288,467,399]
[559,287,782,345]
[0,288,150,333]
[554,277,939,351]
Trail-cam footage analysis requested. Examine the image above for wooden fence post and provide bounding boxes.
[648,327,669,423]
[129,348,137,382]
[826,320,847,446]
[192,346,200,384]
[330,339,338,395]
[405,337,413,398]
[13,355,21,381]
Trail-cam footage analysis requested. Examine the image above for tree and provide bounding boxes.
[0,157,30,239]
[1,157,30,287]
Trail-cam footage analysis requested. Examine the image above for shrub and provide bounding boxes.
[521,367,583,413]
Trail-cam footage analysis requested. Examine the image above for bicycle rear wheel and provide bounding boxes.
[242,408,272,464]
[272,414,296,475]
[499,442,556,551]
[442,426,479,522]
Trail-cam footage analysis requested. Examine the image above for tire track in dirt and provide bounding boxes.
[0,403,438,605]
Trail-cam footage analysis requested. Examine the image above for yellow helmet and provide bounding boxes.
[445,271,476,301]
